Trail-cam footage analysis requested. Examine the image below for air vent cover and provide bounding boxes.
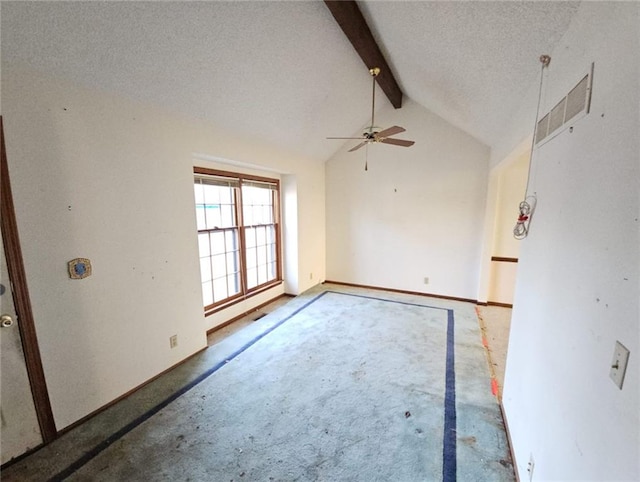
[565,74,590,122]
[535,63,593,146]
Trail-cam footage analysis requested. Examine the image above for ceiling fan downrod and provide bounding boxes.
[369,67,380,129]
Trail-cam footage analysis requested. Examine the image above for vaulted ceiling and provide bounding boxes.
[1,1,580,162]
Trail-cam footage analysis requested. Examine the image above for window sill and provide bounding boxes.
[204,280,283,317]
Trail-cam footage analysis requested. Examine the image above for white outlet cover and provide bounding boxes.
[609,341,630,389]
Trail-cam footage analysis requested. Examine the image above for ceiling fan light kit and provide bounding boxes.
[327,66,415,169]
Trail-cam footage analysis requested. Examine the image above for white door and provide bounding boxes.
[0,232,43,464]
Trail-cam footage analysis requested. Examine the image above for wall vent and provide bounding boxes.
[535,63,594,146]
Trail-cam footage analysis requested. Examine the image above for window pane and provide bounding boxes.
[213,278,228,302]
[198,233,210,258]
[246,247,257,270]
[200,257,212,282]
[212,254,227,279]
[196,173,279,307]
[203,184,219,204]
[267,243,276,263]
[257,263,267,285]
[202,281,213,306]
[195,205,206,230]
[263,205,273,224]
[226,251,239,274]
[253,206,263,225]
[210,231,225,255]
[243,205,253,226]
[257,244,267,266]
[256,226,266,246]
[245,227,256,248]
[225,230,238,251]
[194,183,204,204]
[221,204,235,228]
[205,205,222,229]
[219,186,233,204]
[247,267,258,290]
[227,273,240,296]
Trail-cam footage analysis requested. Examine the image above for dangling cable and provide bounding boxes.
[365,143,369,171]
[514,54,550,240]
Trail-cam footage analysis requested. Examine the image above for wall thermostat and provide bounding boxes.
[68,258,92,279]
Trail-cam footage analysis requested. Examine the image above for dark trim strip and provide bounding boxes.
[443,309,457,481]
[0,116,57,443]
[323,1,403,108]
[487,301,513,309]
[491,257,518,263]
[47,290,457,480]
[324,280,477,304]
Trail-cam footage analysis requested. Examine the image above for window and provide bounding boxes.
[194,168,281,313]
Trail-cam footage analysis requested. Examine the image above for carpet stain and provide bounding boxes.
[459,436,477,445]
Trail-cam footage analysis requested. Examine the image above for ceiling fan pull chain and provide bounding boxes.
[365,144,369,171]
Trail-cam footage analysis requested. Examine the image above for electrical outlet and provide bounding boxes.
[423,277,429,285]
[610,340,630,389]
[169,335,178,349]
[527,454,535,481]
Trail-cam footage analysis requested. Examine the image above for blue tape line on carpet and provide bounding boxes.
[327,288,458,480]
[325,289,450,311]
[443,308,457,482]
[48,291,330,482]
[48,289,457,481]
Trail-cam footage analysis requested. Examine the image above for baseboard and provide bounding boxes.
[206,293,294,336]
[499,401,520,482]
[61,293,294,435]
[57,346,207,436]
[323,280,477,304]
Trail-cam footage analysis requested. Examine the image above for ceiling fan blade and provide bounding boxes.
[379,138,415,147]
[376,125,405,138]
[326,136,366,140]
[348,142,367,152]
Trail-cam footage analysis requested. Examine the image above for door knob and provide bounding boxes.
[1,314,14,328]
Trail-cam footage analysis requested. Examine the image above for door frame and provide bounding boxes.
[1,116,57,443]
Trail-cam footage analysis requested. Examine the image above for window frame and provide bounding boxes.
[194,167,282,316]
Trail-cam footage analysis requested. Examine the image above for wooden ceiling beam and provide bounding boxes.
[324,0,403,109]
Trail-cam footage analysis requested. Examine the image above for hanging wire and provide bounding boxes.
[514,54,550,240]
[364,143,369,171]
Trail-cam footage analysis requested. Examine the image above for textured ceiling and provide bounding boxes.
[1,1,580,162]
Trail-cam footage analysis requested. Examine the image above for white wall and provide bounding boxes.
[492,152,529,259]
[1,64,326,429]
[326,99,490,300]
[502,3,639,480]
[486,150,529,304]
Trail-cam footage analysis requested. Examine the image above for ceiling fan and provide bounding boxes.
[327,67,415,154]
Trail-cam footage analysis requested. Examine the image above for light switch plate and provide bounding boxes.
[609,341,630,389]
